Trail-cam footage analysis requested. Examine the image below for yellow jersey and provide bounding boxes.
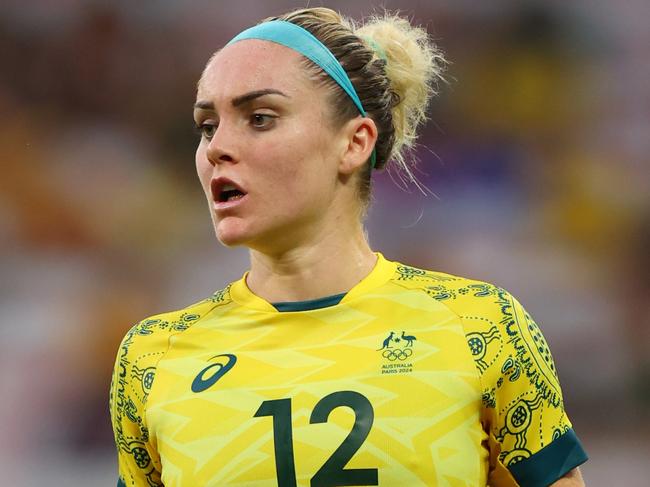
[110,254,587,486]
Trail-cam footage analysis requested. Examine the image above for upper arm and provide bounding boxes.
[109,322,164,487]
[550,467,585,486]
[459,286,588,486]
[109,300,220,486]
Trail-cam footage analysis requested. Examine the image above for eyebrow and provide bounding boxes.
[193,89,289,110]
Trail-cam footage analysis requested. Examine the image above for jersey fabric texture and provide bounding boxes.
[110,254,587,487]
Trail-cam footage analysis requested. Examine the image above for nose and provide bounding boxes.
[205,123,238,166]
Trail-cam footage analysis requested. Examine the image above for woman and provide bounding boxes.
[110,8,587,486]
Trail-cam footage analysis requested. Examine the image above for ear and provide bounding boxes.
[338,116,378,175]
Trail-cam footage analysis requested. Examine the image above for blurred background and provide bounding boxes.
[1,0,648,485]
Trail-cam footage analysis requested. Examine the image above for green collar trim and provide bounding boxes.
[272,292,347,312]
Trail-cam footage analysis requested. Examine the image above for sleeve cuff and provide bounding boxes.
[508,428,588,487]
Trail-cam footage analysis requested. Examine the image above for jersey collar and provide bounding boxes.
[229,252,397,313]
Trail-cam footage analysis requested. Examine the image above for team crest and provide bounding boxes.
[377,331,417,375]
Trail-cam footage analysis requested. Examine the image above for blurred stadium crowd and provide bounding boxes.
[1,1,648,485]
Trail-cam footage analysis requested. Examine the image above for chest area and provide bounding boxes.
[148,304,486,486]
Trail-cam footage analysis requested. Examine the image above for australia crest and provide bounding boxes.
[377,331,417,374]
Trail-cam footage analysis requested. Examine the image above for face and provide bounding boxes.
[194,40,347,252]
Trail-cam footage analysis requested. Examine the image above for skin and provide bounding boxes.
[194,39,378,302]
[552,467,584,486]
[194,38,585,486]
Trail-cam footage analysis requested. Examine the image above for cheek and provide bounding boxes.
[256,140,309,194]
[266,125,335,199]
[261,152,331,213]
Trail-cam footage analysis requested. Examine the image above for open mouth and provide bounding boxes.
[218,185,245,202]
[211,178,247,203]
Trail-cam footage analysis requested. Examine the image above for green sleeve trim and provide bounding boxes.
[117,478,126,487]
[508,428,588,487]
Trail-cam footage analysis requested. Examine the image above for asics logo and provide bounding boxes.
[191,353,237,393]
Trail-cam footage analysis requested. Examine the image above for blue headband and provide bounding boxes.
[227,20,377,168]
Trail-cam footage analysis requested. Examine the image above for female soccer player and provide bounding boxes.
[110,7,587,486]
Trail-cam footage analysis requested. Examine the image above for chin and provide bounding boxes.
[213,211,300,253]
[214,219,256,248]
[215,228,248,248]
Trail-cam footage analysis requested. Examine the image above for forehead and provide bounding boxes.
[197,40,311,102]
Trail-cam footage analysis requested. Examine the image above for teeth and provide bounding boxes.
[222,183,236,191]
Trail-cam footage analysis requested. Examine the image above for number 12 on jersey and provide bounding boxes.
[253,390,379,487]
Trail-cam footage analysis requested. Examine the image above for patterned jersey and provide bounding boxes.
[109,253,587,487]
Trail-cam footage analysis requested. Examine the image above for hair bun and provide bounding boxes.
[356,14,447,178]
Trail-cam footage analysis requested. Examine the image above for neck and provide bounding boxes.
[246,223,376,303]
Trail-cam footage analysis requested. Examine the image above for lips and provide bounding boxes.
[210,177,247,204]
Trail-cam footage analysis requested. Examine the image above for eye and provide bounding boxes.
[194,122,217,140]
[250,113,276,130]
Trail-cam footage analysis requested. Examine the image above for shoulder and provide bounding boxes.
[110,285,234,433]
[388,261,512,348]
[389,262,560,399]
[389,261,589,482]
[116,284,234,364]
[389,261,507,317]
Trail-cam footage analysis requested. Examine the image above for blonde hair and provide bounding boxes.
[265,8,447,199]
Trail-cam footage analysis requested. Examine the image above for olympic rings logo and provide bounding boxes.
[382,348,413,361]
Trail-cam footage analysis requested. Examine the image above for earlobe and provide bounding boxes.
[339,117,378,175]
